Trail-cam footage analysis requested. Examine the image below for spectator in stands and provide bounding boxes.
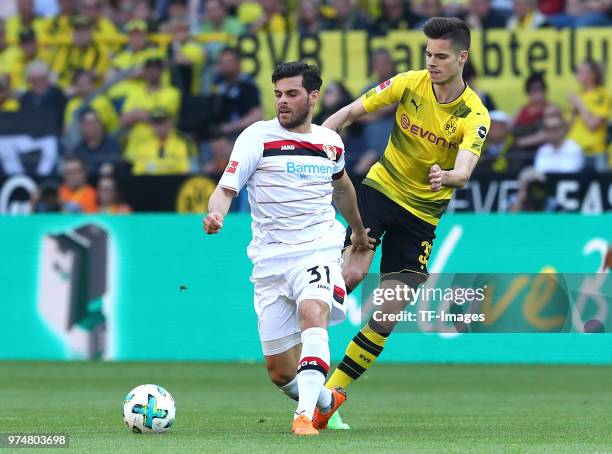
[121,56,181,151]
[213,47,262,139]
[202,134,233,176]
[249,0,291,33]
[108,20,161,105]
[298,0,325,35]
[413,0,444,29]
[10,27,50,92]
[538,0,564,15]
[234,0,264,29]
[200,0,245,36]
[128,107,197,175]
[512,72,555,153]
[19,60,67,131]
[44,0,76,39]
[72,109,122,177]
[59,156,98,213]
[567,60,610,172]
[5,0,47,43]
[0,19,16,75]
[64,70,118,136]
[0,75,20,111]
[81,0,121,40]
[572,0,612,27]
[510,167,554,212]
[482,110,513,171]
[162,0,189,29]
[167,17,205,96]
[131,0,159,32]
[462,0,508,29]
[31,180,62,213]
[354,47,397,176]
[534,115,584,174]
[463,60,496,111]
[313,80,354,132]
[323,0,370,30]
[51,15,110,89]
[506,0,548,30]
[96,175,132,213]
[370,0,421,35]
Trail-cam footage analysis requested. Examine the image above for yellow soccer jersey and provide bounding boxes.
[362,69,490,225]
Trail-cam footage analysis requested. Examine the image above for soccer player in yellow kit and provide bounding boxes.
[313,17,491,430]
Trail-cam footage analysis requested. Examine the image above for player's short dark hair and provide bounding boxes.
[423,17,471,52]
[271,61,322,93]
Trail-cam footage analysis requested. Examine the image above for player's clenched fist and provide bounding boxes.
[204,212,224,234]
[429,164,443,192]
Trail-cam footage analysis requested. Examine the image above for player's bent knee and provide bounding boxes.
[299,299,329,330]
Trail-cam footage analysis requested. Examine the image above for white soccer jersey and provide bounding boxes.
[218,118,347,265]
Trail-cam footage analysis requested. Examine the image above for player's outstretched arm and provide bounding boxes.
[332,172,375,251]
[429,149,479,191]
[203,186,236,234]
[322,97,368,134]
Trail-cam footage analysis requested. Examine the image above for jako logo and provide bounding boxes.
[281,145,295,150]
[286,162,333,174]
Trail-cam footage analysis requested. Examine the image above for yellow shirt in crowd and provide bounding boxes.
[568,86,610,156]
[122,84,181,151]
[128,129,196,175]
[64,94,119,132]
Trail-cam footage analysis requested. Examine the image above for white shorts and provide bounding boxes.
[251,249,347,356]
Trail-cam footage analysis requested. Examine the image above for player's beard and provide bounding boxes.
[277,99,310,130]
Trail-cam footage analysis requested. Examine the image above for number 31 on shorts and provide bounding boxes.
[307,266,331,284]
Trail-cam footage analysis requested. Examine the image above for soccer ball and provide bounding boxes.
[123,384,176,433]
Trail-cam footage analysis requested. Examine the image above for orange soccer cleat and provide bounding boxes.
[292,414,319,436]
[312,387,347,430]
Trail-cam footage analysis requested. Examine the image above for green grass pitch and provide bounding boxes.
[2,362,611,453]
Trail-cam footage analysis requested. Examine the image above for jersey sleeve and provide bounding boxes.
[331,133,346,180]
[459,110,491,157]
[362,72,410,113]
[218,126,263,194]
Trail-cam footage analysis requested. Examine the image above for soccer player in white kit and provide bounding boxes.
[204,61,374,435]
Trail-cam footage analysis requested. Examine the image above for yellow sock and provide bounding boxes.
[326,322,389,389]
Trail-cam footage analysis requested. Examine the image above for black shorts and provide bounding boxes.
[344,184,437,279]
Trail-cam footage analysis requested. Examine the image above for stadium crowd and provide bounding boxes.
[0,0,610,213]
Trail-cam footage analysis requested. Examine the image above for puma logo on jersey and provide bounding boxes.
[281,145,295,150]
[411,99,422,112]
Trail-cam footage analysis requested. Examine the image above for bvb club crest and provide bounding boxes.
[323,144,337,161]
[443,117,458,137]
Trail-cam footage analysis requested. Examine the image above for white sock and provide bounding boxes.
[278,377,299,401]
[317,387,332,411]
[294,327,330,420]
